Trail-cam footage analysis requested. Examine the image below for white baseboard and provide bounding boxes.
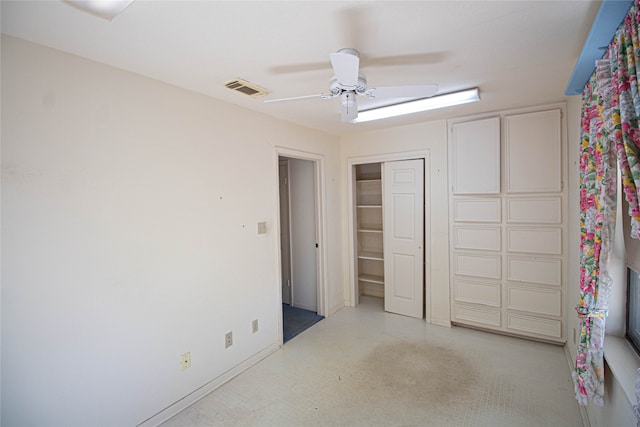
[137,342,281,427]
[328,302,344,316]
[431,319,452,327]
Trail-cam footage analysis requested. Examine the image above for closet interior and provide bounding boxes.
[354,163,384,299]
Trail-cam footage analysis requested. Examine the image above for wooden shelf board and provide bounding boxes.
[358,226,383,233]
[358,274,384,284]
[358,251,383,260]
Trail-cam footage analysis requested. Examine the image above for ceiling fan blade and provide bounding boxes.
[330,50,360,87]
[365,52,450,68]
[266,62,331,75]
[264,94,325,103]
[368,84,439,99]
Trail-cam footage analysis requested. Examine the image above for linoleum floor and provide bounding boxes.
[161,296,584,427]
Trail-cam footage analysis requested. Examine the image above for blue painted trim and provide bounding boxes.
[565,0,633,96]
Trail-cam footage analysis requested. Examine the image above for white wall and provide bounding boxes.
[1,35,342,426]
[340,120,450,326]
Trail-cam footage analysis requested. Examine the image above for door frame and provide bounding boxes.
[346,150,432,322]
[275,147,328,343]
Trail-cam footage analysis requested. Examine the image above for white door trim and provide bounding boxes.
[346,150,431,322]
[275,147,328,336]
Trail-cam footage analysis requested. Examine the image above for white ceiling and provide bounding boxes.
[1,1,600,136]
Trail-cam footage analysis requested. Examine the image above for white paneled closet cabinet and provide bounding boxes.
[448,105,567,343]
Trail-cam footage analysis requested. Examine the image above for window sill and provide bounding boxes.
[604,335,640,407]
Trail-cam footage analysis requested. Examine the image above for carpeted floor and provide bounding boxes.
[282,304,324,342]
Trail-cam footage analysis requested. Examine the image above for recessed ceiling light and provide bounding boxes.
[352,88,480,123]
[63,0,135,21]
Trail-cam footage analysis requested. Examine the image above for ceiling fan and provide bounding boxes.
[264,48,439,123]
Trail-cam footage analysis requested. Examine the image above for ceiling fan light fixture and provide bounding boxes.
[352,88,480,123]
[63,0,135,21]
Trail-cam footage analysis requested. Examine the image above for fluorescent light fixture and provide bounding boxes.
[352,88,480,123]
[64,0,135,21]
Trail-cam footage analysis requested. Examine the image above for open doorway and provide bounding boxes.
[278,155,324,342]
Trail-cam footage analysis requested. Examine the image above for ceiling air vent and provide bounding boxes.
[224,78,270,98]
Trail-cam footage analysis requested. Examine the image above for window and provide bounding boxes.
[627,267,640,355]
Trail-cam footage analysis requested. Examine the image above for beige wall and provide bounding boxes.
[339,120,451,325]
[1,35,342,426]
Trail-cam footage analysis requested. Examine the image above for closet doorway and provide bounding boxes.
[348,151,429,320]
[277,151,326,343]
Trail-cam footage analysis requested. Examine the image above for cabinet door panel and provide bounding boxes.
[506,313,562,338]
[454,226,501,251]
[453,197,501,222]
[451,117,500,194]
[505,110,562,193]
[454,253,501,279]
[506,227,562,255]
[506,256,561,286]
[454,278,501,307]
[506,196,562,224]
[507,285,561,316]
[453,304,501,327]
[505,109,561,193]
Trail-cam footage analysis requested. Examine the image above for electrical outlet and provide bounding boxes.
[225,331,233,348]
[252,319,259,333]
[180,352,191,371]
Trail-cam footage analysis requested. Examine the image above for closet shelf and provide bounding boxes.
[358,251,383,261]
[356,179,382,183]
[357,205,382,208]
[358,274,384,284]
[358,225,383,233]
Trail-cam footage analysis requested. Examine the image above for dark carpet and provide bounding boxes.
[282,304,324,342]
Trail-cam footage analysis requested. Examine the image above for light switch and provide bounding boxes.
[257,221,267,234]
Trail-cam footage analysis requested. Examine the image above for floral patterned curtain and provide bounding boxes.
[611,1,640,236]
[574,59,618,406]
[575,0,640,407]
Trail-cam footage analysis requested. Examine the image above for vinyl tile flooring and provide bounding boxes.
[161,296,584,427]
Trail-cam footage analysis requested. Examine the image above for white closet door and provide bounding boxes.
[383,159,424,318]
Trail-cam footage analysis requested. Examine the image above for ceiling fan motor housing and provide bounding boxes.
[329,75,368,96]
